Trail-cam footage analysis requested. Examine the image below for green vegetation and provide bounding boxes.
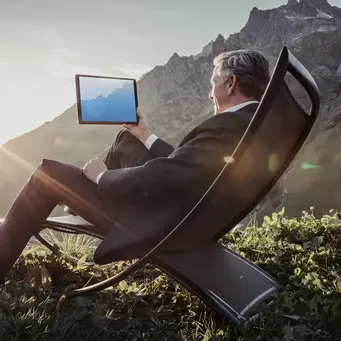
[1,208,341,340]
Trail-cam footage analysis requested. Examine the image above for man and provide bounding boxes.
[0,49,270,286]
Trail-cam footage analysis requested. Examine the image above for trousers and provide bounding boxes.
[0,131,152,280]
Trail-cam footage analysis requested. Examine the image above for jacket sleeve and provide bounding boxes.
[149,138,174,157]
[98,121,242,199]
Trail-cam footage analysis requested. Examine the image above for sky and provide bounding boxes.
[79,77,131,100]
[1,0,341,145]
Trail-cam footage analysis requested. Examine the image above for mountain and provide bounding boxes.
[1,0,341,221]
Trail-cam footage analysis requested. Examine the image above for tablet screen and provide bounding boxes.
[75,74,138,124]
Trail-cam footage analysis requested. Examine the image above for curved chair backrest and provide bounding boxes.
[157,46,320,250]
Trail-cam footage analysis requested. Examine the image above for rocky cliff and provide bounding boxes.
[1,0,341,221]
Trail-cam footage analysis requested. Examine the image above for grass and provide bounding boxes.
[1,207,341,340]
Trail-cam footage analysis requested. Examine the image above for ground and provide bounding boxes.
[1,208,341,341]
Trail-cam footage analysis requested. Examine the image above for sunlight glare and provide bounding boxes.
[301,162,320,170]
[268,153,280,173]
[0,146,135,237]
[223,156,235,164]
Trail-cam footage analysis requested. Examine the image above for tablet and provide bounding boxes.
[75,74,138,124]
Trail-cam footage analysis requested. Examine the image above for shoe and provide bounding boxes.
[63,205,77,216]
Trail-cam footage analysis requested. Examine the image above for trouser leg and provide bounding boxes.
[103,130,153,170]
[63,130,153,215]
[0,159,115,279]
[0,131,154,280]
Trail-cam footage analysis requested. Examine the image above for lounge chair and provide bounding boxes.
[34,46,320,329]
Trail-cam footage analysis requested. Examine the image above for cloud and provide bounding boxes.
[34,26,64,50]
[0,62,9,68]
[42,46,151,81]
[113,29,149,46]
[111,63,152,79]
[50,48,81,61]
[42,47,111,80]
[108,0,176,17]
[44,58,113,80]
[5,4,30,11]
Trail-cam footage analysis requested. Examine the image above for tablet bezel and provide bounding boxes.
[75,74,139,125]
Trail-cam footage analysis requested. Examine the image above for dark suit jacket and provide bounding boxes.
[95,103,258,263]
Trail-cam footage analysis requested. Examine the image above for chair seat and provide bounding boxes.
[43,215,105,240]
[43,215,158,262]
[43,215,187,263]
[45,215,93,227]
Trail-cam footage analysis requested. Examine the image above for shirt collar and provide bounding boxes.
[220,100,259,114]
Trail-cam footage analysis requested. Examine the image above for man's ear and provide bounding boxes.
[224,74,237,94]
[223,74,236,89]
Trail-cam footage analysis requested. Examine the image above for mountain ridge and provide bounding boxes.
[1,0,341,220]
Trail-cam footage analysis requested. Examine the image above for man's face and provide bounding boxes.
[209,65,231,114]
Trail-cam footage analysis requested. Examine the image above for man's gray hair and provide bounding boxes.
[212,49,270,100]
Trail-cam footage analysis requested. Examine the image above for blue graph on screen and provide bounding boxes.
[80,77,136,122]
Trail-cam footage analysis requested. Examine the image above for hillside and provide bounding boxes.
[1,0,341,220]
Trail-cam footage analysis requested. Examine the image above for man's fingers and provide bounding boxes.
[123,123,136,130]
[136,107,143,118]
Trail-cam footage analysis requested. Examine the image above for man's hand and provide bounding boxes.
[82,158,108,184]
[123,107,152,144]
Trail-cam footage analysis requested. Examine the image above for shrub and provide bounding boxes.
[0,207,340,340]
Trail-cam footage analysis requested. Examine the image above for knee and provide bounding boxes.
[32,159,76,193]
[114,129,137,146]
[28,159,53,187]
[34,159,61,182]
[108,130,127,150]
[37,159,55,174]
